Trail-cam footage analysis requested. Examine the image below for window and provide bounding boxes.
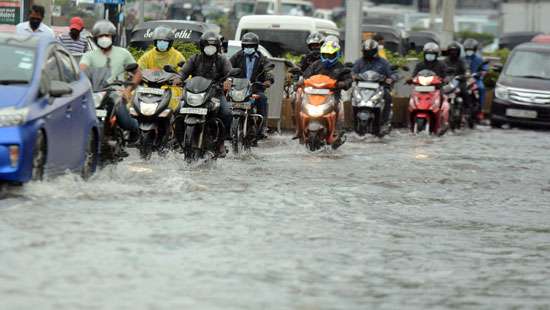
[56,51,78,83]
[0,45,35,83]
[505,51,550,80]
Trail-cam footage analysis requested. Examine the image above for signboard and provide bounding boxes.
[0,0,22,25]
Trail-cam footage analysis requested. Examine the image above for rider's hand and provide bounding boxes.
[263,81,272,88]
[223,80,231,92]
[172,77,182,86]
[385,78,393,85]
[337,81,347,89]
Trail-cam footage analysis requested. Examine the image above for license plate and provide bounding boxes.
[96,109,107,118]
[232,102,252,110]
[415,86,436,92]
[180,107,207,115]
[506,109,538,119]
[137,87,165,96]
[358,82,379,89]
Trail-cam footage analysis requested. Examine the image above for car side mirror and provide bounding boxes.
[164,65,178,73]
[49,80,73,98]
[125,63,139,72]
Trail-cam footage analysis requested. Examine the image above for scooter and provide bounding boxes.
[408,69,450,136]
[351,70,392,137]
[299,69,350,151]
[164,65,241,162]
[129,68,180,159]
[444,75,465,131]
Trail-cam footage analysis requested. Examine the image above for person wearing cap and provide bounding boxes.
[58,17,89,54]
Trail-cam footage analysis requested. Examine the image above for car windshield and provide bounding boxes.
[241,29,309,57]
[0,45,35,84]
[505,50,550,80]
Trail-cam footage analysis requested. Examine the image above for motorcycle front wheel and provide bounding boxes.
[139,130,156,160]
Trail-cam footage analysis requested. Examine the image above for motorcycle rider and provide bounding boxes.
[463,38,488,120]
[179,32,233,155]
[412,42,448,79]
[137,26,185,71]
[299,32,325,72]
[80,20,139,140]
[444,41,471,109]
[298,39,352,145]
[352,39,396,128]
[229,32,274,139]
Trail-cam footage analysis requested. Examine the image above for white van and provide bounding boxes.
[235,15,340,57]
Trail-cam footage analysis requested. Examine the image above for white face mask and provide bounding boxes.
[243,47,256,55]
[465,50,475,57]
[156,40,170,52]
[425,54,437,62]
[97,37,112,49]
[203,45,217,56]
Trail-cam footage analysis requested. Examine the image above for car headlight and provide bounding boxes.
[495,84,509,101]
[186,92,206,107]
[230,89,247,102]
[0,107,28,128]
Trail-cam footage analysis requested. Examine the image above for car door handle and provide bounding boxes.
[65,105,73,118]
[81,96,88,108]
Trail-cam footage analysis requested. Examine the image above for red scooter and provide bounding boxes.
[408,70,450,135]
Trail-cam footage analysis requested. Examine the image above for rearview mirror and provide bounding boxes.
[289,67,302,75]
[164,65,177,73]
[49,81,73,98]
[390,65,399,71]
[125,63,138,72]
[401,65,410,72]
[177,61,186,67]
[337,68,351,78]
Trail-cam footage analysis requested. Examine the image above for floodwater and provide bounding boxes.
[1,127,550,309]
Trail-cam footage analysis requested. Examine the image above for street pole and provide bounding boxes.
[429,0,438,30]
[275,0,282,15]
[441,0,455,48]
[344,0,362,63]
[139,0,144,24]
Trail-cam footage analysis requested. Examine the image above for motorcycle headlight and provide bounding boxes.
[186,92,206,107]
[495,84,509,101]
[140,103,158,116]
[304,103,332,117]
[230,89,247,102]
[0,107,28,128]
[353,88,362,102]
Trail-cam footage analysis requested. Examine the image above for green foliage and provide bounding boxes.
[387,50,423,68]
[128,42,200,62]
[455,31,495,46]
[484,48,510,64]
[282,52,303,65]
[482,49,510,88]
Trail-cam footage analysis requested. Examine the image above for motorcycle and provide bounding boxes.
[443,75,465,131]
[85,67,133,165]
[227,63,274,154]
[351,70,392,137]
[129,68,181,159]
[408,69,450,136]
[164,65,241,162]
[299,69,350,151]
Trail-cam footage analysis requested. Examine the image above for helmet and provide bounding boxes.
[362,39,379,59]
[91,20,116,38]
[447,41,462,60]
[306,32,325,51]
[423,42,440,54]
[199,31,220,56]
[152,26,174,52]
[241,32,260,49]
[463,38,479,51]
[324,35,340,45]
[320,40,341,68]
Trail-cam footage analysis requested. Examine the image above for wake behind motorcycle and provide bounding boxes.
[408,70,450,136]
[164,65,241,162]
[351,70,392,137]
[129,67,181,159]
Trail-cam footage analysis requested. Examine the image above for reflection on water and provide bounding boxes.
[1,128,550,309]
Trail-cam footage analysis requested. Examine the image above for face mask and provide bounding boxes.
[203,45,217,56]
[363,50,377,60]
[29,18,41,31]
[97,37,113,49]
[465,50,475,57]
[243,47,256,55]
[156,40,170,52]
[70,29,80,40]
[425,54,437,62]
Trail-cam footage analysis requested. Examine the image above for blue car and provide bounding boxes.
[0,33,99,184]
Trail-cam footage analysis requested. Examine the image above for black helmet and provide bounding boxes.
[447,41,461,60]
[242,32,259,49]
[199,31,220,56]
[463,38,479,52]
[92,20,116,38]
[362,39,379,59]
[306,32,325,51]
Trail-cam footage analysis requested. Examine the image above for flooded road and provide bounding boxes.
[1,127,550,309]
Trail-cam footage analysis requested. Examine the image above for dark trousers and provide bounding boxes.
[255,92,268,133]
[116,103,139,132]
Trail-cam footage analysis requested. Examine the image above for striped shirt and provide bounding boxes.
[58,33,88,54]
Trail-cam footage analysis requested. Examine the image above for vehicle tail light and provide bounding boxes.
[9,145,19,168]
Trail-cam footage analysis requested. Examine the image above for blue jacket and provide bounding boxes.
[465,54,488,75]
[352,56,397,80]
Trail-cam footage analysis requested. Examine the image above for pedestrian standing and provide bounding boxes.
[16,5,55,39]
[58,17,89,54]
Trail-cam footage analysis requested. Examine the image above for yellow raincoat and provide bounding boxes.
[138,48,185,111]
